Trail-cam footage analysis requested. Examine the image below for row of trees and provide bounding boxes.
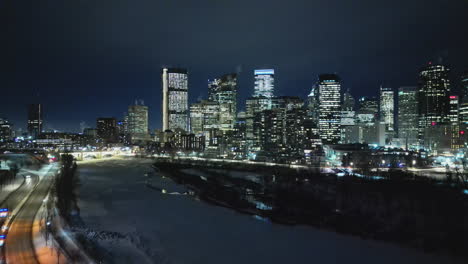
[53,154,79,223]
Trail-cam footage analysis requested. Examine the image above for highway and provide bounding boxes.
[0,170,39,263]
[2,163,58,264]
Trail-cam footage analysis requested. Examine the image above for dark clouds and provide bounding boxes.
[2,0,468,131]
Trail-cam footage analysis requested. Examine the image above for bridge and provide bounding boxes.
[60,150,122,161]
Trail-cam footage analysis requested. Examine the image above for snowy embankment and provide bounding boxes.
[74,158,464,264]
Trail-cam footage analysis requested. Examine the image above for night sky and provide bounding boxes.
[2,0,468,132]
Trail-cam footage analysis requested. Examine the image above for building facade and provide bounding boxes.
[208,73,238,131]
[461,71,468,99]
[0,118,12,142]
[128,102,149,143]
[162,68,189,132]
[318,74,341,144]
[253,69,275,110]
[418,64,451,139]
[27,103,42,139]
[96,117,117,143]
[379,87,394,132]
[397,86,419,149]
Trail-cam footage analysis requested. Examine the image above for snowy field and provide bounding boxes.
[76,158,464,264]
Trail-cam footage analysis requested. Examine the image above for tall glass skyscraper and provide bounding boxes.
[461,70,468,99]
[379,87,394,131]
[208,73,238,130]
[253,69,274,110]
[162,68,189,132]
[398,86,419,149]
[417,63,450,130]
[318,74,341,144]
[128,101,149,142]
[27,103,42,139]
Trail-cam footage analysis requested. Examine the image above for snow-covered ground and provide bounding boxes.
[76,158,464,264]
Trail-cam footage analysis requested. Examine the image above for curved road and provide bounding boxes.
[3,164,58,264]
[0,171,39,263]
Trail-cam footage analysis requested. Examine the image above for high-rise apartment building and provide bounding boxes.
[318,74,341,144]
[379,87,394,131]
[162,68,189,132]
[27,104,42,139]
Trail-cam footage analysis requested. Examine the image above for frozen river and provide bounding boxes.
[76,158,463,264]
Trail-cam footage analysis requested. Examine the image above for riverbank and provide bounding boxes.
[154,159,468,261]
[71,158,464,264]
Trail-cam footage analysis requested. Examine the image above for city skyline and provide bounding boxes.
[2,0,468,132]
[2,62,467,134]
[2,2,468,263]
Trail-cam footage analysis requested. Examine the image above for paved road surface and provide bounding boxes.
[0,171,39,263]
[3,164,58,264]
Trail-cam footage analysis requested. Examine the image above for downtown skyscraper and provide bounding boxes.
[96,117,117,143]
[417,63,450,130]
[162,68,189,132]
[461,71,468,99]
[253,69,275,110]
[208,73,238,130]
[27,103,42,139]
[127,101,149,143]
[379,87,394,132]
[318,74,341,144]
[398,86,419,149]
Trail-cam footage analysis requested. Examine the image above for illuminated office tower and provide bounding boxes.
[208,73,238,130]
[318,74,341,144]
[189,100,221,135]
[417,63,450,132]
[461,71,468,99]
[448,95,462,150]
[307,85,319,118]
[253,69,275,110]
[459,98,468,144]
[0,118,12,142]
[358,96,378,115]
[96,117,117,143]
[342,90,355,111]
[128,101,149,143]
[398,87,419,149]
[379,87,394,131]
[460,99,468,126]
[162,68,189,132]
[27,103,42,139]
